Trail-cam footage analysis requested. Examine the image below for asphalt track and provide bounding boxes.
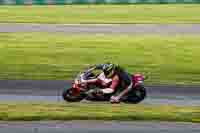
[1,23,200,34]
[0,80,200,106]
[1,121,200,133]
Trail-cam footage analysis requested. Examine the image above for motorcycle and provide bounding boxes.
[62,68,147,104]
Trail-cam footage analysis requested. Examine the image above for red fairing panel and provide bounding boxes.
[132,73,144,87]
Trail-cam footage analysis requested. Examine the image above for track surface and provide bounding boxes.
[0,80,200,105]
[1,121,200,133]
[1,80,199,96]
[1,24,200,34]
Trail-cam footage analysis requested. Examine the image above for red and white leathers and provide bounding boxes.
[97,73,112,87]
[103,72,133,103]
[81,72,112,89]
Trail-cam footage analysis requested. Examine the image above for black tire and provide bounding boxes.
[62,88,84,102]
[124,86,147,104]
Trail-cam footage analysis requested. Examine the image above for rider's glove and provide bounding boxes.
[110,96,120,104]
[80,76,87,83]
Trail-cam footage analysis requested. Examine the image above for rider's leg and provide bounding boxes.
[113,81,133,101]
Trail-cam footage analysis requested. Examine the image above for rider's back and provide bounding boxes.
[114,65,131,86]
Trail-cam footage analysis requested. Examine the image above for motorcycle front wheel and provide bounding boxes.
[62,87,85,102]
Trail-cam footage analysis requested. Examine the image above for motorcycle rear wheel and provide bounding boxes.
[123,85,147,104]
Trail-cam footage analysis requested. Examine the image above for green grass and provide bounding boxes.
[0,5,200,24]
[0,33,200,85]
[0,103,200,122]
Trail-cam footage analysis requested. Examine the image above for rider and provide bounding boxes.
[82,63,133,103]
[102,63,133,103]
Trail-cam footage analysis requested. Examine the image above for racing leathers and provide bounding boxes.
[103,65,133,103]
[82,63,133,103]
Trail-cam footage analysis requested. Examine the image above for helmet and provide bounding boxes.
[103,63,115,78]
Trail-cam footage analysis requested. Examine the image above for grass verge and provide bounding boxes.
[0,33,200,85]
[0,103,200,122]
[0,5,200,24]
